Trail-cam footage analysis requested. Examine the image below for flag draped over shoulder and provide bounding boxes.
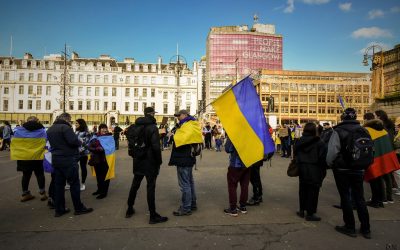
[212,76,275,167]
[90,135,116,180]
[364,127,400,182]
[10,127,46,160]
[174,120,203,148]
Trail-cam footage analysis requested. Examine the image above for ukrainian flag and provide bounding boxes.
[10,127,46,160]
[212,76,275,167]
[90,135,116,180]
[174,120,203,148]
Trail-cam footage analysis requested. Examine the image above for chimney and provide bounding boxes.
[24,53,33,59]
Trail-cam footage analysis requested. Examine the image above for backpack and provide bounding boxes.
[191,143,203,157]
[338,126,374,170]
[126,124,148,159]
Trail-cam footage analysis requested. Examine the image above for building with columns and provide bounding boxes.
[0,52,200,127]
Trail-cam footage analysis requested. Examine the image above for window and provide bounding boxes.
[19,100,24,109]
[35,86,42,95]
[163,91,168,99]
[3,100,8,111]
[309,95,316,103]
[78,101,83,110]
[142,88,147,97]
[151,88,155,97]
[134,76,139,84]
[95,75,100,83]
[46,86,51,95]
[134,102,138,111]
[112,75,117,83]
[125,88,130,97]
[36,100,41,110]
[28,86,33,95]
[69,101,74,110]
[151,77,156,84]
[19,86,24,94]
[142,102,146,112]
[70,74,74,83]
[125,102,129,111]
[112,87,117,96]
[186,92,191,100]
[151,102,155,109]
[95,87,100,96]
[3,87,9,94]
[19,73,24,81]
[134,88,138,97]
[163,103,168,114]
[104,102,108,111]
[104,87,108,96]
[86,101,91,110]
[95,101,99,110]
[79,74,84,82]
[46,100,51,110]
[112,102,116,110]
[126,76,130,83]
[104,75,109,83]
[29,73,34,81]
[87,87,91,96]
[186,105,190,112]
[87,75,92,83]
[47,74,52,82]
[143,76,148,84]
[78,87,83,96]
[163,77,168,85]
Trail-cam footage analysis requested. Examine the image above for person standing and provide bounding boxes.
[203,122,212,150]
[295,123,327,221]
[125,107,168,224]
[113,123,123,150]
[74,119,91,191]
[11,116,48,202]
[327,108,371,239]
[1,121,12,151]
[320,122,333,144]
[47,113,93,217]
[169,109,202,216]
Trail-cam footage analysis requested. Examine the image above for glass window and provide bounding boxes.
[125,102,130,111]
[4,72,10,81]
[95,75,100,83]
[151,88,155,97]
[78,87,83,96]
[163,91,168,99]
[142,102,146,112]
[27,100,32,110]
[151,102,155,109]
[47,74,52,82]
[112,102,116,110]
[104,75,109,83]
[104,87,108,96]
[79,74,84,82]
[3,100,8,111]
[19,100,24,109]
[104,102,108,111]
[46,100,51,110]
[134,76,139,84]
[112,88,117,96]
[29,73,34,81]
[142,88,147,97]
[28,86,33,95]
[163,104,168,114]
[78,101,82,110]
[19,86,24,94]
[95,101,99,110]
[95,87,100,96]
[19,73,24,81]
[37,86,42,95]
[69,101,74,110]
[87,87,91,96]
[86,101,91,110]
[125,88,130,97]
[112,75,117,83]
[3,87,9,94]
[134,102,138,111]
[126,76,130,83]
[87,75,92,83]
[134,88,138,97]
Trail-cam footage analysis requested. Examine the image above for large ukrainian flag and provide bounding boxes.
[174,120,203,147]
[90,135,116,180]
[212,76,275,167]
[10,127,46,160]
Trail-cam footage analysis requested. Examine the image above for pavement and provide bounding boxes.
[0,142,399,250]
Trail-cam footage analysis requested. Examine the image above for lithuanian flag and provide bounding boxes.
[364,127,400,182]
[10,127,46,160]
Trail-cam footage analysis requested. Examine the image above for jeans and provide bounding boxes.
[127,174,157,216]
[177,166,197,212]
[333,170,370,232]
[227,167,250,209]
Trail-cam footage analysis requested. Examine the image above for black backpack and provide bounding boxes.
[338,126,374,170]
[126,124,148,159]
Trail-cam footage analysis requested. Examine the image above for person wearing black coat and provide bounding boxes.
[294,122,327,221]
[125,107,168,224]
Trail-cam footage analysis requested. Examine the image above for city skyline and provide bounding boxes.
[0,0,399,72]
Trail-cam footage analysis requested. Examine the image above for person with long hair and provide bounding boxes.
[74,119,91,191]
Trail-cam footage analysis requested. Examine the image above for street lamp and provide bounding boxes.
[362,45,385,99]
[170,53,187,113]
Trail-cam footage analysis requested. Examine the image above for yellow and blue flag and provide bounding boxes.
[174,120,203,148]
[90,135,116,180]
[10,127,46,160]
[338,95,346,110]
[212,76,275,167]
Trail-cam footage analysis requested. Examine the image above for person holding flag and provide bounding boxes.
[11,116,48,202]
[169,109,203,216]
[88,123,116,199]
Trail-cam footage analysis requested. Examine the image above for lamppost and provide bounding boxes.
[57,44,70,113]
[170,53,187,113]
[362,45,384,99]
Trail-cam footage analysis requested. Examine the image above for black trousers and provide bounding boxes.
[21,161,45,193]
[299,182,320,215]
[48,173,55,200]
[94,162,110,195]
[250,165,263,200]
[333,170,370,232]
[79,155,88,184]
[54,166,84,213]
[127,174,157,216]
[114,137,120,150]
[369,176,383,203]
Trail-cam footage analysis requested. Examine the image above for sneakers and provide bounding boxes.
[80,184,86,191]
[65,184,70,190]
[395,191,400,196]
[305,214,321,221]
[224,208,238,217]
[125,207,135,218]
[246,198,260,206]
[335,225,357,238]
[387,199,394,204]
[149,213,168,224]
[20,193,35,202]
[173,209,192,216]
[74,206,94,215]
[55,208,70,217]
[39,191,48,201]
[92,191,100,196]
[237,206,247,214]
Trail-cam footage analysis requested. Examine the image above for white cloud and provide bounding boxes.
[284,0,295,13]
[302,0,330,4]
[352,27,392,39]
[368,9,385,19]
[339,2,352,12]
[390,6,400,13]
[359,42,391,54]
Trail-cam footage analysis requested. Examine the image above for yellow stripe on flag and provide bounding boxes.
[174,120,203,148]
[365,127,388,140]
[10,138,46,160]
[105,153,115,180]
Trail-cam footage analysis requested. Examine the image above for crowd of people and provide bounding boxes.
[3,107,400,240]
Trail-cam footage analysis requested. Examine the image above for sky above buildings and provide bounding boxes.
[0,0,399,72]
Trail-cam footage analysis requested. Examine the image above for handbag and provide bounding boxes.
[287,159,299,177]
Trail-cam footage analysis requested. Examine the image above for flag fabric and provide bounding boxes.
[338,95,346,109]
[212,76,275,167]
[89,135,116,180]
[174,120,203,148]
[43,141,53,173]
[364,127,400,182]
[10,127,46,160]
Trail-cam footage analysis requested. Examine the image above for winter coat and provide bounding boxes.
[16,121,45,172]
[75,130,91,156]
[295,135,327,186]
[2,125,11,139]
[132,115,162,176]
[224,136,246,168]
[47,119,81,168]
[320,127,333,144]
[87,133,109,167]
[168,120,196,167]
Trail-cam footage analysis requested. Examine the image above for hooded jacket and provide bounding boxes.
[132,115,162,176]
[16,121,45,171]
[294,135,327,186]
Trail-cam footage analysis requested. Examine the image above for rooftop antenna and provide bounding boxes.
[10,35,13,57]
